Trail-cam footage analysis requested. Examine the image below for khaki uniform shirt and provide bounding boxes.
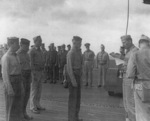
[123,45,138,73]
[29,47,45,71]
[96,51,109,67]
[83,50,95,62]
[17,48,31,71]
[1,50,21,94]
[67,48,82,82]
[127,47,150,80]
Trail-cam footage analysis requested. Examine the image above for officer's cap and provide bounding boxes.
[7,37,19,45]
[85,43,90,47]
[20,38,30,45]
[33,35,42,43]
[121,35,132,41]
[72,36,82,42]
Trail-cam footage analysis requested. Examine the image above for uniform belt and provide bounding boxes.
[99,63,106,65]
[9,74,21,77]
[22,70,31,73]
[136,79,150,81]
[84,60,92,62]
[73,68,81,71]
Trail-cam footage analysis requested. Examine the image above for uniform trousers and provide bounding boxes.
[98,64,107,86]
[84,61,93,86]
[123,76,135,121]
[68,70,81,121]
[22,70,31,116]
[134,89,150,121]
[5,75,23,121]
[48,64,56,82]
[59,65,65,82]
[30,70,43,110]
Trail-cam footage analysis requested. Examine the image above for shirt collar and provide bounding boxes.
[7,49,17,56]
[72,47,81,52]
[34,46,41,51]
[126,44,135,53]
[17,48,28,54]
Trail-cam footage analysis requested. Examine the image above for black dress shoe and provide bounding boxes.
[24,114,33,120]
[37,107,46,110]
[85,83,88,86]
[77,119,83,121]
[30,109,40,114]
[97,85,101,88]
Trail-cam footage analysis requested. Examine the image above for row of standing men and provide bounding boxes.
[1,35,110,121]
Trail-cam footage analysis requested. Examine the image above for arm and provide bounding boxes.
[106,53,109,69]
[29,49,35,70]
[92,52,95,68]
[2,56,14,95]
[95,53,98,68]
[67,52,77,87]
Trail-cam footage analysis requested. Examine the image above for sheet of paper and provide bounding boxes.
[114,58,124,66]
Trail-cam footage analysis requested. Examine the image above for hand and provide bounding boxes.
[8,88,14,96]
[72,80,77,87]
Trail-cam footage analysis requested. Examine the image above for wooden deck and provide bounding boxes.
[0,79,125,121]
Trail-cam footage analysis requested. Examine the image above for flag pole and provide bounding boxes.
[126,0,130,35]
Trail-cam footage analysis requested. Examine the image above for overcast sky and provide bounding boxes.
[0,0,150,53]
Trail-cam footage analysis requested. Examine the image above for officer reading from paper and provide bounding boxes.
[121,35,138,121]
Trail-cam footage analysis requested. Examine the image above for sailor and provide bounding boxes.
[41,43,48,83]
[83,43,95,87]
[1,37,23,121]
[96,44,109,87]
[29,35,45,114]
[58,44,67,84]
[67,44,71,52]
[67,36,83,121]
[17,38,33,120]
[46,43,57,83]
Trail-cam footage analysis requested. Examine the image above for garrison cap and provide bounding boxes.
[85,43,90,47]
[121,35,132,41]
[41,43,45,46]
[33,35,42,43]
[101,44,105,47]
[67,44,71,47]
[20,38,30,45]
[72,36,82,42]
[49,43,54,47]
[62,44,66,47]
[7,37,19,45]
[140,34,150,41]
